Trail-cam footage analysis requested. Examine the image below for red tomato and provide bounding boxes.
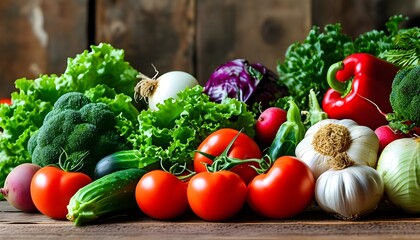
[0,98,11,105]
[187,170,247,221]
[30,166,92,219]
[135,170,189,220]
[247,156,315,219]
[194,128,262,184]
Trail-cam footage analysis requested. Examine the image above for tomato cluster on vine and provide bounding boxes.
[134,128,315,221]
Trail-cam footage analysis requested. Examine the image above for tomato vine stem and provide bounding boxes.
[196,129,272,174]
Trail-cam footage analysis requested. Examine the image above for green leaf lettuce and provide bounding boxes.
[129,85,256,169]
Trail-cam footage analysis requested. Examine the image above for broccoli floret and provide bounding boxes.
[28,92,130,177]
[53,92,91,110]
[388,66,420,133]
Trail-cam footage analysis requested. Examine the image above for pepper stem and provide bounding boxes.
[327,61,351,95]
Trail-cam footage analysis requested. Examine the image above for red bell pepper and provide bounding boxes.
[322,53,399,130]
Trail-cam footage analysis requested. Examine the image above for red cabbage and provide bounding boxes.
[203,59,288,111]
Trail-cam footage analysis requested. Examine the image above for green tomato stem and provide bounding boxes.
[195,129,272,174]
[58,147,88,172]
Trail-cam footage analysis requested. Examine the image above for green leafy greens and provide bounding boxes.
[0,43,141,195]
[380,27,420,69]
[128,85,256,169]
[276,15,408,112]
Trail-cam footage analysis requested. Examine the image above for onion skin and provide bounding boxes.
[0,163,41,212]
[148,71,199,110]
[376,137,420,213]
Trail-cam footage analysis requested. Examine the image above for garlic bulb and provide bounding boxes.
[295,119,379,179]
[315,164,384,220]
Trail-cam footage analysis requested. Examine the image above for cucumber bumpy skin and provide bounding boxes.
[66,168,147,226]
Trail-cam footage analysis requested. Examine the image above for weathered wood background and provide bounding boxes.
[0,0,419,98]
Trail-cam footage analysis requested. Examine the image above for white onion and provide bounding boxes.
[376,137,420,213]
[135,71,199,110]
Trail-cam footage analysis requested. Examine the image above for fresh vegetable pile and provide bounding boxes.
[0,43,141,197]
[1,15,419,226]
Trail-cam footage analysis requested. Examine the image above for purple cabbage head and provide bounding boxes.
[203,59,288,111]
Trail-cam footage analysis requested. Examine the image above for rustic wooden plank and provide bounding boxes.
[0,0,88,99]
[379,0,420,28]
[311,0,420,37]
[2,200,420,240]
[195,0,311,85]
[95,0,196,81]
[40,0,89,74]
[311,0,377,38]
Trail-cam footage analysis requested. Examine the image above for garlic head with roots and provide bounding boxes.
[295,119,379,179]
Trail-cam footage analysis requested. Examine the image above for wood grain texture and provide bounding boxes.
[1,0,419,97]
[95,0,196,81]
[0,0,88,98]
[2,200,420,239]
[195,0,311,84]
[311,0,377,37]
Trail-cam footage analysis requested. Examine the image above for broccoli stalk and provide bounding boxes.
[28,92,130,177]
[387,66,420,134]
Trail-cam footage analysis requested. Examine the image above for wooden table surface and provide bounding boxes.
[1,200,420,240]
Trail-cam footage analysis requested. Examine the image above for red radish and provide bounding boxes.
[0,163,41,212]
[375,125,408,153]
[255,107,287,147]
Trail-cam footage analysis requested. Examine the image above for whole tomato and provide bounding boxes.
[135,170,189,220]
[194,128,262,184]
[30,166,92,219]
[187,170,247,221]
[247,156,315,219]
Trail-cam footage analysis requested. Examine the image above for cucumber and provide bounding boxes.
[94,150,160,179]
[66,168,147,226]
[94,150,142,179]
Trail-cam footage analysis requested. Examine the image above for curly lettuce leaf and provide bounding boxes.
[59,43,139,97]
[129,85,256,169]
[0,43,140,195]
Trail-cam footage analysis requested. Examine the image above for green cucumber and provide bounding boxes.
[94,149,159,179]
[66,168,147,226]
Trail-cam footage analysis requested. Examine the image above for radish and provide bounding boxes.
[375,125,408,153]
[0,163,41,212]
[134,68,199,110]
[255,107,287,147]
